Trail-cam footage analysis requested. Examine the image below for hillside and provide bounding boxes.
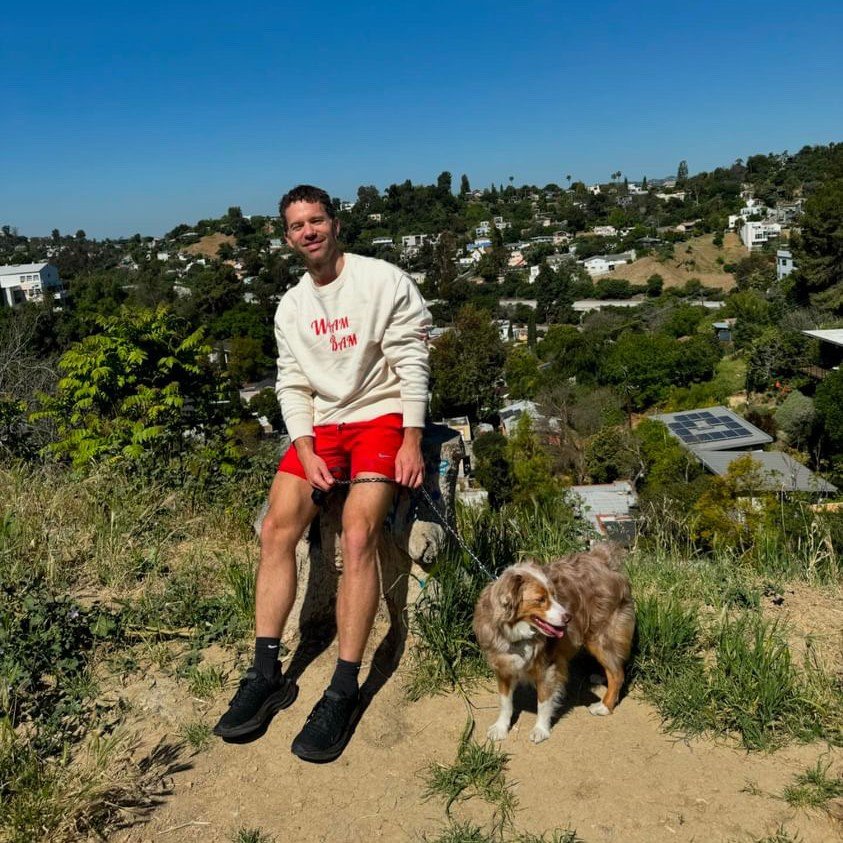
[181,233,236,258]
[608,231,747,290]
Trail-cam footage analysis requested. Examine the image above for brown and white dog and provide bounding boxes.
[472,543,635,743]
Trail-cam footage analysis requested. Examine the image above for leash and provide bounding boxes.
[311,477,497,581]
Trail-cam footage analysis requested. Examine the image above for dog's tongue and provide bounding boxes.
[531,617,566,638]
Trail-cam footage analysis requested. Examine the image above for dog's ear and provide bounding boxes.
[497,571,523,616]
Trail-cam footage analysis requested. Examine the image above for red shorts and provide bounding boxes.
[278,413,405,481]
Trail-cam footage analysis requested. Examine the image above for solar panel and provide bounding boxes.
[655,407,773,450]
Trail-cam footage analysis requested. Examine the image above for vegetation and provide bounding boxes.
[3,142,843,839]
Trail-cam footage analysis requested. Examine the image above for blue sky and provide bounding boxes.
[3,0,842,239]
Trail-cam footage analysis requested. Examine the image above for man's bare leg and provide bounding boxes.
[214,470,317,739]
[256,470,319,638]
[336,473,395,662]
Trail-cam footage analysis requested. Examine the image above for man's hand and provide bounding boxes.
[395,427,425,488]
[294,437,336,491]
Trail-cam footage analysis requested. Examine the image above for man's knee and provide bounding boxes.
[261,509,305,556]
[340,522,380,565]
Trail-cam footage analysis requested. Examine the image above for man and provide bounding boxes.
[214,185,431,763]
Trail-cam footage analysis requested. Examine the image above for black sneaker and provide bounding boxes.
[291,689,360,763]
[213,665,298,739]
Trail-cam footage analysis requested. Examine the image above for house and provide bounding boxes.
[712,319,736,342]
[740,221,781,251]
[269,238,284,251]
[728,198,769,228]
[591,225,617,237]
[499,400,546,436]
[0,262,63,307]
[651,407,835,496]
[475,222,491,237]
[567,481,638,545]
[675,219,702,234]
[771,200,804,224]
[692,450,836,495]
[368,213,383,222]
[776,249,795,280]
[580,250,636,277]
[371,237,394,247]
[507,251,526,268]
[655,191,686,202]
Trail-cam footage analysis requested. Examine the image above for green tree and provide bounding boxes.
[791,179,843,306]
[249,388,285,432]
[584,425,637,483]
[472,430,513,509]
[676,160,689,183]
[459,174,471,196]
[504,346,541,400]
[774,390,816,448]
[815,368,843,448]
[34,307,237,470]
[430,304,505,420]
[646,273,664,297]
[506,413,561,508]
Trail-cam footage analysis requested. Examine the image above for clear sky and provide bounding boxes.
[3,0,842,239]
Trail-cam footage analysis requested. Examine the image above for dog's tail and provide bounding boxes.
[587,540,627,570]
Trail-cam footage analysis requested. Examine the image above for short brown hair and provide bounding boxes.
[279,185,335,231]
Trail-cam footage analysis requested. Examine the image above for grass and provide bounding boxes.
[423,721,518,835]
[0,457,272,842]
[424,824,584,843]
[186,663,229,699]
[782,756,843,810]
[179,719,213,753]
[230,828,276,843]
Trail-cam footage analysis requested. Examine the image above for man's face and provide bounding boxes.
[284,200,341,265]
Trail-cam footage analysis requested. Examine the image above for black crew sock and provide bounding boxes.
[254,637,281,681]
[328,658,361,699]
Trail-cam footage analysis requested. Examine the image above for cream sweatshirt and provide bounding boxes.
[274,253,432,442]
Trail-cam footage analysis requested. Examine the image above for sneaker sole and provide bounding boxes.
[213,681,299,739]
[290,703,361,764]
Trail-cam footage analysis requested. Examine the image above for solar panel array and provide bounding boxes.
[664,410,758,446]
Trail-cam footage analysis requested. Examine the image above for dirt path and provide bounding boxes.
[113,632,841,843]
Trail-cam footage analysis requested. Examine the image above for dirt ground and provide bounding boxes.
[112,617,842,843]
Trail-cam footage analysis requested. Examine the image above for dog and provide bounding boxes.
[472,542,635,743]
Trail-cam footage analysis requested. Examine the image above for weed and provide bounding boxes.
[782,755,843,810]
[743,826,803,842]
[424,821,496,843]
[230,828,276,843]
[515,830,584,843]
[423,720,517,835]
[186,664,228,699]
[180,720,213,753]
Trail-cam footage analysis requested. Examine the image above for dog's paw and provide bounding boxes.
[588,701,612,716]
[529,724,551,743]
[487,722,510,741]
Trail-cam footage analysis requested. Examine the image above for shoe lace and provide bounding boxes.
[305,692,352,738]
[229,671,268,708]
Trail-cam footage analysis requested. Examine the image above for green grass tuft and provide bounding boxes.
[782,755,843,809]
[423,720,517,834]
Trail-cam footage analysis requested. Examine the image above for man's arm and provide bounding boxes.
[382,274,431,489]
[275,303,333,490]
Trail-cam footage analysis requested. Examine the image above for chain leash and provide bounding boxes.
[312,477,497,581]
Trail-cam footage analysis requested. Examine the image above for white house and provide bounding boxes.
[591,225,617,237]
[475,221,491,237]
[740,221,781,251]
[371,237,394,247]
[728,198,769,228]
[401,234,430,254]
[776,249,795,280]
[580,250,637,277]
[0,262,63,307]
